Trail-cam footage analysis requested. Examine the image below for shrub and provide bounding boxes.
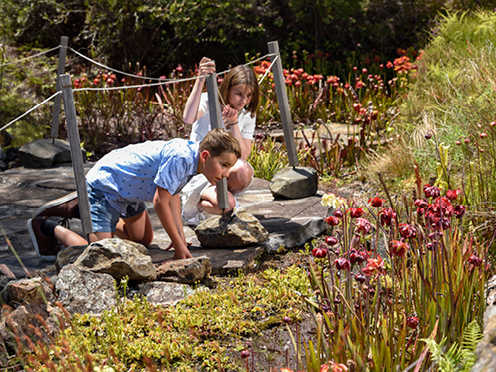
[393,10,496,209]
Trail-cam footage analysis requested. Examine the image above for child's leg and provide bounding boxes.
[197,185,236,214]
[115,210,154,246]
[53,224,89,246]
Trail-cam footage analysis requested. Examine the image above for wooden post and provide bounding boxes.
[51,36,68,139]
[268,41,299,167]
[59,74,93,240]
[206,72,229,210]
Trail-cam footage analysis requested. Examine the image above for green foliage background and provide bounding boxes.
[1,0,495,77]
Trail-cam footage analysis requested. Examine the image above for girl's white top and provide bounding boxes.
[189,92,256,142]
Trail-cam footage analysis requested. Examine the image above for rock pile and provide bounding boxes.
[0,238,212,362]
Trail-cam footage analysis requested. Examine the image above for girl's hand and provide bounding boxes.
[222,104,239,127]
[198,57,216,78]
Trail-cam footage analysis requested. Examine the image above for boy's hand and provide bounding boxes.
[173,244,193,259]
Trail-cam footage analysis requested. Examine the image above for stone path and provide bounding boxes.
[0,163,328,278]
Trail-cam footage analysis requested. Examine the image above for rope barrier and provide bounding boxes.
[69,46,276,83]
[0,44,279,134]
[257,55,277,85]
[0,91,61,132]
[0,46,62,67]
[68,47,176,82]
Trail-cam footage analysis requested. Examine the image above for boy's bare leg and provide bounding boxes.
[115,210,154,247]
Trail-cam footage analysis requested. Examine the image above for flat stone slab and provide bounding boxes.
[0,164,328,278]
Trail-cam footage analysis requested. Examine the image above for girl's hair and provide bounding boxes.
[218,65,259,118]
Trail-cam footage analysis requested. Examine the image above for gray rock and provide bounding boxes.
[132,281,194,306]
[472,274,496,372]
[18,138,86,168]
[264,217,326,253]
[55,245,88,272]
[269,166,318,199]
[156,256,211,284]
[473,305,496,372]
[73,238,157,282]
[56,264,117,315]
[195,210,269,248]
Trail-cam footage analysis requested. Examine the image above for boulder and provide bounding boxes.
[269,166,318,199]
[19,138,86,168]
[55,245,88,272]
[73,238,156,282]
[0,302,60,360]
[56,264,117,315]
[156,256,211,284]
[131,282,195,306]
[195,210,268,248]
[0,275,55,305]
[264,217,326,254]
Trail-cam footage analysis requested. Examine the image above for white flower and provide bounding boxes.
[321,193,347,209]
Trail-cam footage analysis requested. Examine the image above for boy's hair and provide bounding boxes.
[219,65,260,118]
[199,128,242,159]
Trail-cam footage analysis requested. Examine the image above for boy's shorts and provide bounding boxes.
[87,184,147,233]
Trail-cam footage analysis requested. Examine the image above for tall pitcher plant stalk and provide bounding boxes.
[297,185,487,371]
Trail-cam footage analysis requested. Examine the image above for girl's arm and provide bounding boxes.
[183,57,216,124]
[228,123,253,160]
[153,186,192,259]
[223,106,254,159]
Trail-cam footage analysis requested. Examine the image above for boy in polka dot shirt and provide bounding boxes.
[28,128,241,260]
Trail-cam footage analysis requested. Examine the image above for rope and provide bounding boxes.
[0,46,62,67]
[70,46,277,82]
[257,55,278,85]
[0,91,62,132]
[0,46,279,133]
[69,47,176,82]
[73,74,202,92]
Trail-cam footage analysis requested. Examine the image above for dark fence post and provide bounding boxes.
[51,36,68,139]
[59,74,93,241]
[267,41,299,167]
[206,72,229,210]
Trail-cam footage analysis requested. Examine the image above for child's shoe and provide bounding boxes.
[32,191,78,219]
[27,216,61,261]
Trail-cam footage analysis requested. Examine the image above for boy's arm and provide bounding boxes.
[153,186,192,259]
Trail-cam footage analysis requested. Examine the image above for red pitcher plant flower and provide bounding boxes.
[355,218,372,234]
[468,254,483,267]
[313,245,328,259]
[446,188,461,201]
[362,256,385,276]
[335,257,351,271]
[325,236,338,246]
[423,184,441,199]
[406,316,419,329]
[348,207,365,218]
[325,216,340,226]
[368,196,385,208]
[378,208,396,227]
[390,240,410,257]
[399,223,417,238]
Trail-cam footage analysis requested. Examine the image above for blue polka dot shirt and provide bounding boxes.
[86,139,199,214]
